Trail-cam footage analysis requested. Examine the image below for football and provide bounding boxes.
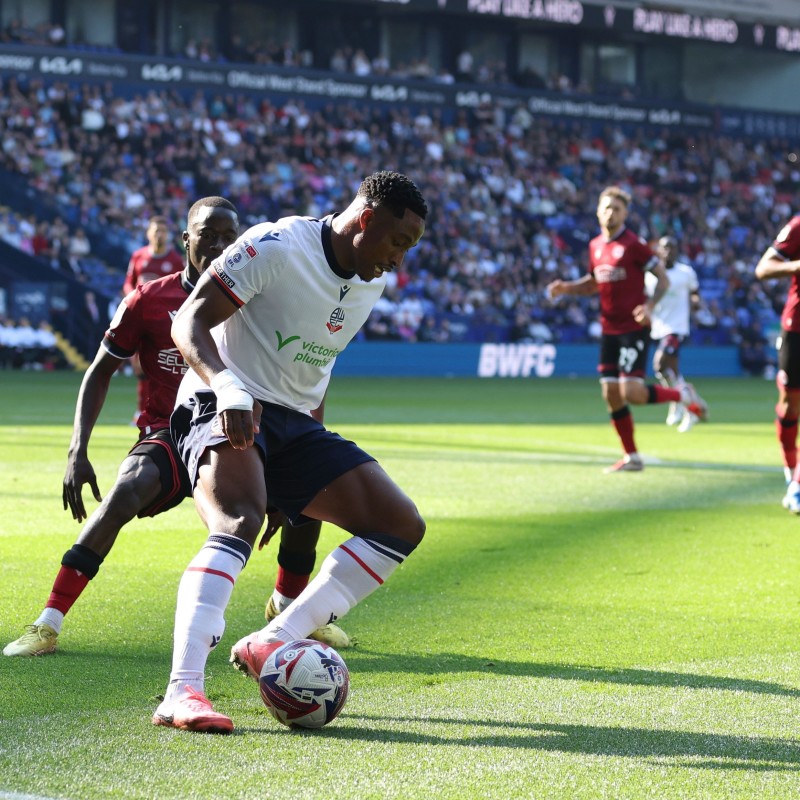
[259,638,350,728]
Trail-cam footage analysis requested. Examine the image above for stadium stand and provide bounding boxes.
[0,1,796,372]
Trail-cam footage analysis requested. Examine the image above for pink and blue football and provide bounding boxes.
[259,639,350,728]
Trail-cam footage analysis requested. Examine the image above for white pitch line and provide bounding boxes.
[0,792,66,800]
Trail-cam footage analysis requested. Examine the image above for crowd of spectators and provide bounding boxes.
[0,73,795,375]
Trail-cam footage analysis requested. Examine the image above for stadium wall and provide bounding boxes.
[336,342,743,378]
[2,44,800,138]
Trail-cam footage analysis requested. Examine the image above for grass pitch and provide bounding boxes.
[1,371,799,799]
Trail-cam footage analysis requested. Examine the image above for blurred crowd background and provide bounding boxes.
[0,0,796,378]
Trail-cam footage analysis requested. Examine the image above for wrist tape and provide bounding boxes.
[210,369,254,413]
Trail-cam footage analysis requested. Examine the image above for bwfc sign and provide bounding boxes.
[478,344,556,378]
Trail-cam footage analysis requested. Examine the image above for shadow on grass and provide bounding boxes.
[313,717,800,771]
[11,648,798,702]
[347,651,800,697]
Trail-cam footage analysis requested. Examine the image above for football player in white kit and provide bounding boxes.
[645,236,703,432]
[152,171,428,733]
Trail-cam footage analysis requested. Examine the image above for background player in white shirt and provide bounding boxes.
[153,171,428,734]
[645,236,703,432]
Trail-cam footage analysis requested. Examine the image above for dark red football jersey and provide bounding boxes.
[122,245,184,295]
[588,227,658,335]
[770,215,800,333]
[103,271,193,433]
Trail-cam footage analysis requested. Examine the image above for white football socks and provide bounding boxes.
[271,590,294,613]
[165,533,251,700]
[258,535,411,643]
[35,608,65,634]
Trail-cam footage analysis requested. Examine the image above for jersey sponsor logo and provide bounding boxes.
[326,307,345,334]
[214,263,235,288]
[293,340,342,367]
[156,347,189,375]
[339,285,351,301]
[275,330,301,351]
[594,263,626,283]
[272,330,343,367]
[225,237,256,271]
[477,344,556,378]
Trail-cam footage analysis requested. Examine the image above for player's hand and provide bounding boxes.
[62,455,102,522]
[259,508,286,550]
[633,303,651,325]
[546,280,564,300]
[219,399,262,450]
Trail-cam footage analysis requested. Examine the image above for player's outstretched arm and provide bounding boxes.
[63,348,124,521]
[755,250,800,280]
[547,274,598,299]
[171,270,256,450]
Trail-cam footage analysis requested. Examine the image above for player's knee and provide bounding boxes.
[402,504,426,547]
[104,477,156,522]
[204,502,265,544]
[376,499,425,547]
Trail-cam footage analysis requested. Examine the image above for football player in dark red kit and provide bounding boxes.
[756,215,800,512]
[3,198,239,656]
[123,215,185,425]
[122,215,185,296]
[547,185,708,472]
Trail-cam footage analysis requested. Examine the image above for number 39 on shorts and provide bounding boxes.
[618,345,641,373]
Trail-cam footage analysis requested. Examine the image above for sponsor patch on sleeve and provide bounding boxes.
[214,263,236,289]
[225,237,257,271]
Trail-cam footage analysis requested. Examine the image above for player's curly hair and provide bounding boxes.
[358,171,428,220]
[187,196,239,223]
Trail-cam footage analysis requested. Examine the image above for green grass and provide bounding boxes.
[1,372,799,799]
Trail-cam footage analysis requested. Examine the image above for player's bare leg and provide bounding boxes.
[779,385,800,513]
[231,462,423,678]
[155,444,265,731]
[265,519,353,648]
[4,454,162,657]
[654,347,683,426]
[602,378,642,472]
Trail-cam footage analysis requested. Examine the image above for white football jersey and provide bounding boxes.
[176,215,386,412]
[645,261,699,340]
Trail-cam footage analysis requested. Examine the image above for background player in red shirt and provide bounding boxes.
[122,215,185,296]
[4,198,350,656]
[122,215,185,425]
[547,185,708,472]
[756,215,800,513]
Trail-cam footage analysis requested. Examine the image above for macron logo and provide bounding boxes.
[168,310,178,321]
[259,232,281,242]
[339,285,351,301]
